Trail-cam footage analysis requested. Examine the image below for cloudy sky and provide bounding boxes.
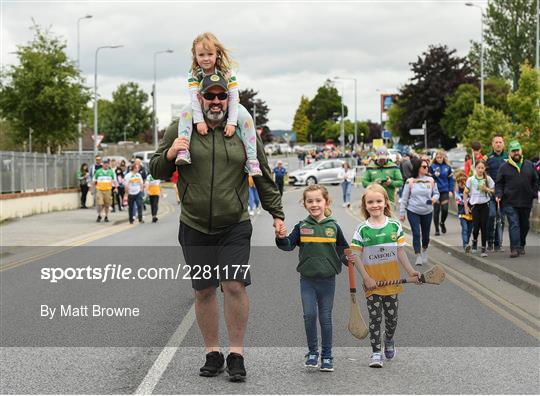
[1,0,487,132]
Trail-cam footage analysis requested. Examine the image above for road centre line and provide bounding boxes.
[133,187,305,394]
[135,303,196,395]
[344,206,540,339]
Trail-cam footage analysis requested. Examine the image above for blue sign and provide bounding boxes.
[382,130,392,139]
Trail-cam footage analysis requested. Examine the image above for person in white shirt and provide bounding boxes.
[338,161,356,207]
[464,160,495,257]
[124,163,145,224]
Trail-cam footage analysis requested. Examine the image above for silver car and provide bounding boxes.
[288,159,344,186]
[447,148,466,170]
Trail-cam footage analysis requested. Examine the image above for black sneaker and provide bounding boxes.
[139,218,145,224]
[487,242,494,252]
[199,351,225,377]
[226,352,246,382]
[152,217,158,223]
[96,216,102,223]
[104,217,109,223]
[434,231,440,236]
[440,223,446,234]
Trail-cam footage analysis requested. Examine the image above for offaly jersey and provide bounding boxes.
[124,172,144,195]
[351,217,406,297]
[93,168,115,191]
[146,175,161,196]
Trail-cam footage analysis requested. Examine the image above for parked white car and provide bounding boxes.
[288,159,345,186]
[132,150,155,168]
[278,143,293,154]
[387,149,400,162]
[264,144,278,155]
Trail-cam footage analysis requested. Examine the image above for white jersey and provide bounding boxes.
[124,172,144,195]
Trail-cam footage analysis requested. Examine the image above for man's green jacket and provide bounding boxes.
[361,160,404,202]
[150,120,284,234]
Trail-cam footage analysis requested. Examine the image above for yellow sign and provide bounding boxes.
[372,139,384,149]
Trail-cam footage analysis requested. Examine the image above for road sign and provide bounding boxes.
[409,128,425,136]
[372,139,384,149]
[348,134,354,143]
[91,134,104,146]
[382,130,392,139]
[392,136,400,144]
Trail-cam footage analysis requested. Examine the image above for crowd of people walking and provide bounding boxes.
[78,155,162,224]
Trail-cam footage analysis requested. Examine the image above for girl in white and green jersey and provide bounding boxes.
[351,183,420,368]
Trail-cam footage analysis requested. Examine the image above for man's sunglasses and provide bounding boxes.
[202,92,228,101]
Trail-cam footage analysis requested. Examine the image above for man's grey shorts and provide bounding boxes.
[178,220,252,290]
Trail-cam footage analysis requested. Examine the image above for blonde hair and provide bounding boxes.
[360,184,393,219]
[431,149,449,166]
[191,32,235,75]
[302,185,332,217]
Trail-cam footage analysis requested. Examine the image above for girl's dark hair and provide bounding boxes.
[471,141,481,151]
[411,157,428,178]
[475,160,487,168]
[80,163,88,172]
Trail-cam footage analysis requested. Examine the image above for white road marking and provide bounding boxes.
[135,303,196,395]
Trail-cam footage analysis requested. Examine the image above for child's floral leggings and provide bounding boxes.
[367,294,399,353]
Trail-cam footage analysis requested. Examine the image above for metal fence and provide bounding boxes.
[0,151,94,194]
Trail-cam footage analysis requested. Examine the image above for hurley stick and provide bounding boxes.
[345,249,369,340]
[374,265,446,287]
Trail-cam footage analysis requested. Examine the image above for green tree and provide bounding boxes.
[0,24,90,152]
[292,95,310,143]
[484,0,537,89]
[0,120,20,151]
[102,82,152,142]
[484,77,511,113]
[356,121,370,143]
[442,77,511,141]
[508,63,540,157]
[467,40,503,79]
[320,119,355,141]
[462,103,513,148]
[83,99,113,136]
[391,45,476,148]
[239,88,269,127]
[441,84,479,141]
[386,101,406,137]
[306,80,347,142]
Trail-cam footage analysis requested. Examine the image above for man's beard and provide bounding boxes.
[512,154,522,162]
[204,106,226,122]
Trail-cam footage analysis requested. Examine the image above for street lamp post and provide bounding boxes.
[334,76,357,150]
[537,0,539,70]
[466,2,484,106]
[77,14,92,154]
[332,79,345,151]
[94,45,123,156]
[153,49,174,151]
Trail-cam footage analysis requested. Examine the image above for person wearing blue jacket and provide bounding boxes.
[429,150,454,236]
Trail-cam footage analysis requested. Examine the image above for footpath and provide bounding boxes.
[401,208,540,297]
